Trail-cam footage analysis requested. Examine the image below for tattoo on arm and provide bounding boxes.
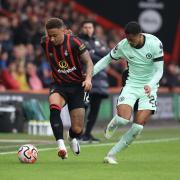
[80,50,94,79]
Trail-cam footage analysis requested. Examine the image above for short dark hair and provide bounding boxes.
[124,21,142,35]
[80,20,95,28]
[46,18,64,29]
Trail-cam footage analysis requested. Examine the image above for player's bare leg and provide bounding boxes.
[68,108,85,155]
[134,110,152,125]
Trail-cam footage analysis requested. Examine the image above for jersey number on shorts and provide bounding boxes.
[84,92,90,104]
[149,95,157,107]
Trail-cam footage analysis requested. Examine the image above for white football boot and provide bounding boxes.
[57,139,68,159]
[67,135,80,155]
[103,155,118,164]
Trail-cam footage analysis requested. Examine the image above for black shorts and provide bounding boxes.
[49,83,85,111]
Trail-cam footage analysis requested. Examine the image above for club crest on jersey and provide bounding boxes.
[64,50,68,56]
[146,53,152,59]
[119,97,125,102]
[49,53,53,57]
[59,60,69,69]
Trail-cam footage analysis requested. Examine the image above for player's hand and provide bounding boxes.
[82,78,92,92]
[144,85,151,97]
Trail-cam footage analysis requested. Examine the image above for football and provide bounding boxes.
[17,144,38,164]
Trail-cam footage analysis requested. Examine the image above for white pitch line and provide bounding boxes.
[0,137,180,155]
[0,139,29,143]
[0,139,52,143]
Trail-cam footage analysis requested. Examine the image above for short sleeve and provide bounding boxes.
[72,36,87,55]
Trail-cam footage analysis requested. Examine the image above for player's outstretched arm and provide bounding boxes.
[93,54,112,76]
[147,60,164,88]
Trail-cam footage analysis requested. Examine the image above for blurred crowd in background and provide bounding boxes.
[0,0,180,92]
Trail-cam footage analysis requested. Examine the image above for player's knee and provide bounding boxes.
[69,127,83,139]
[134,120,146,126]
[116,106,132,119]
[116,112,131,120]
[71,126,82,134]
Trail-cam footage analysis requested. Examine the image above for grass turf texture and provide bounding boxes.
[0,127,180,180]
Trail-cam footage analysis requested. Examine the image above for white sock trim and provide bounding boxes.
[115,115,129,125]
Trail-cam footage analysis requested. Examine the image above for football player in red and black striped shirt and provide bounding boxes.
[41,18,93,159]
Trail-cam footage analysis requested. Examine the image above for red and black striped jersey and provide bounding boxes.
[41,34,87,85]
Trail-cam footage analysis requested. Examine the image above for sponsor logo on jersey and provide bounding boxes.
[59,60,69,69]
[58,66,76,74]
[58,60,77,74]
[58,66,77,74]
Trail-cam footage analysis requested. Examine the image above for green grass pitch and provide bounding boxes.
[0,127,180,180]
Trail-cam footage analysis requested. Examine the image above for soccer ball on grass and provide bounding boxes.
[17,144,38,164]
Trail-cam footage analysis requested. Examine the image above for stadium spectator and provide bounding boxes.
[0,16,13,52]
[93,21,164,164]
[160,62,180,87]
[0,83,6,91]
[15,60,30,90]
[26,62,43,90]
[0,61,20,90]
[0,49,8,69]
[78,20,109,143]
[41,18,93,159]
[39,61,52,88]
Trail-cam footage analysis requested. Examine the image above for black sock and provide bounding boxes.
[84,95,102,137]
[50,104,63,140]
[69,128,82,139]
